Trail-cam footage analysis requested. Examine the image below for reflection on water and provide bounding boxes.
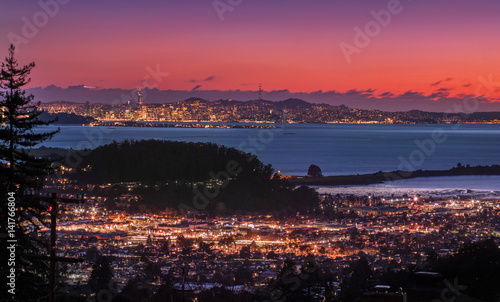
[317,175,500,199]
[377,175,500,191]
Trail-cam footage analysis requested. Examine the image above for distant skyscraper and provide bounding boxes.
[85,101,91,115]
[137,90,143,106]
[258,83,262,100]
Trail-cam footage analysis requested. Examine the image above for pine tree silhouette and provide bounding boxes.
[0,44,60,300]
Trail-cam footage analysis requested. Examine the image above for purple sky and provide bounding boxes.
[1,0,499,111]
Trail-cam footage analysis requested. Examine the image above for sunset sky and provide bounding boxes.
[1,0,499,110]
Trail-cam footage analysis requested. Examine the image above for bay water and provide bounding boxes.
[36,123,500,191]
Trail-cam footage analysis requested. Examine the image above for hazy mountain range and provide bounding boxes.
[27,85,500,112]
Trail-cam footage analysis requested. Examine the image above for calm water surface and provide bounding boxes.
[37,124,500,178]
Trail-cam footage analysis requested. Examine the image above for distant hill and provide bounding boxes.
[182,97,209,104]
[275,98,313,109]
[40,98,500,123]
[39,112,95,124]
[186,97,314,109]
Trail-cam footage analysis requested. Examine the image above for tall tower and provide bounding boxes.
[137,90,143,106]
[258,83,262,100]
[85,101,91,115]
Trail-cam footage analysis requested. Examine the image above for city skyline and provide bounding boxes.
[1,0,500,111]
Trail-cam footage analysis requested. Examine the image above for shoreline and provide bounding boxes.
[75,120,500,126]
[287,165,500,187]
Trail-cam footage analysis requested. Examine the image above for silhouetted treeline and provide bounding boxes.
[74,140,320,212]
[377,238,500,302]
[77,140,269,183]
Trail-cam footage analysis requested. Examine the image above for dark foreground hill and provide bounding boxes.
[72,140,319,213]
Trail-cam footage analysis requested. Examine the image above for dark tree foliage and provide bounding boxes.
[76,139,259,183]
[376,239,500,302]
[0,44,59,191]
[341,256,372,302]
[430,239,500,302]
[196,286,256,302]
[270,256,326,302]
[274,259,303,301]
[85,246,99,262]
[88,256,115,293]
[234,264,253,285]
[267,251,278,259]
[307,164,322,177]
[300,255,323,300]
[148,274,183,302]
[74,139,320,212]
[239,246,251,259]
[197,239,212,255]
[0,44,59,300]
[114,276,153,302]
[287,185,320,211]
[144,262,162,279]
